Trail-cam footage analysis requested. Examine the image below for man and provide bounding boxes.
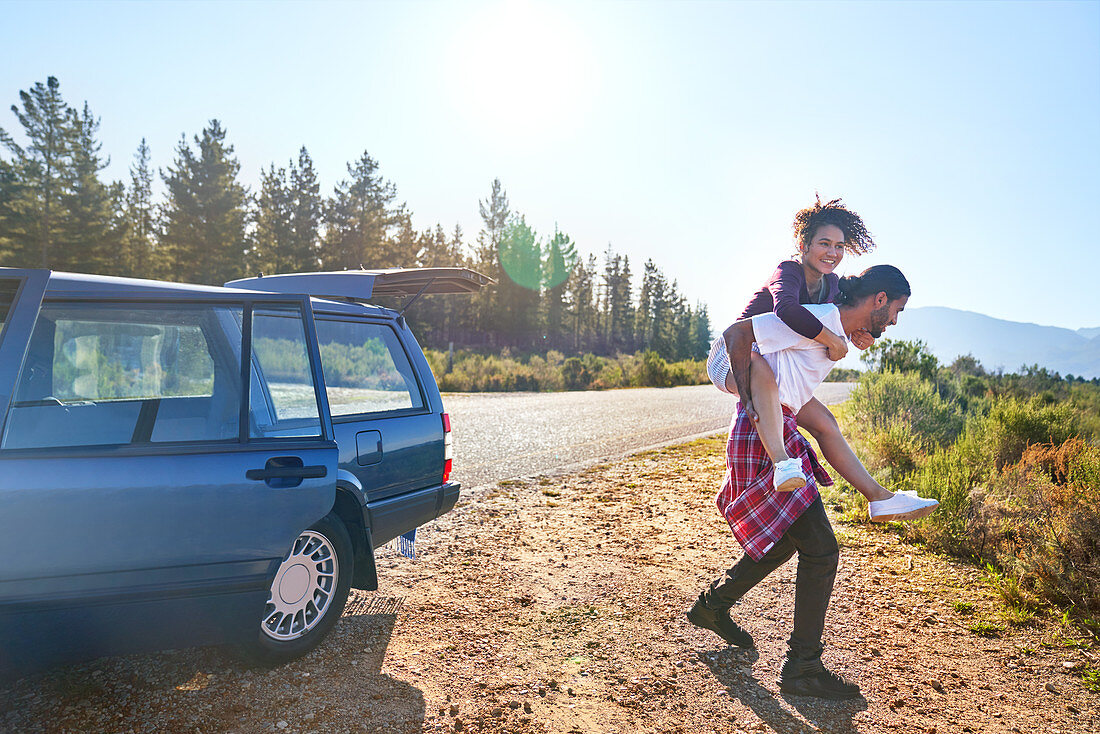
[687,264,938,700]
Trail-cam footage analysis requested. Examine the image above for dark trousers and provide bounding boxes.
[705,497,839,660]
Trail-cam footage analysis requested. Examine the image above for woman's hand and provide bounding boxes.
[816,327,848,361]
[850,329,875,350]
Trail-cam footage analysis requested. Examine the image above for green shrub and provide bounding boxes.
[631,351,671,388]
[850,370,964,450]
[861,338,940,380]
[974,397,1080,469]
[899,442,984,552]
[864,416,924,475]
[561,357,591,390]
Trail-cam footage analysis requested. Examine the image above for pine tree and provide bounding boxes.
[0,76,73,267]
[391,214,420,268]
[689,303,712,360]
[634,259,657,352]
[498,214,541,348]
[0,157,32,265]
[287,147,322,271]
[646,263,674,358]
[56,102,121,273]
[472,179,510,345]
[160,120,249,284]
[615,255,634,352]
[407,223,458,346]
[123,138,157,278]
[448,223,476,345]
[601,247,634,354]
[321,151,405,270]
[250,163,292,275]
[565,253,597,352]
[542,226,576,350]
[251,146,323,275]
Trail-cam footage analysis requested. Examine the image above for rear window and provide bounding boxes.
[314,319,424,416]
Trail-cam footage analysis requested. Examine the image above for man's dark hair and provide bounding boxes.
[792,195,876,255]
[836,265,910,306]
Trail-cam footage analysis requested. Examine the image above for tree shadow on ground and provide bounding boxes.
[0,593,426,734]
[700,648,867,734]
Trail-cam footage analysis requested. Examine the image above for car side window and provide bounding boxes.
[314,318,424,417]
[249,305,323,438]
[1,303,243,449]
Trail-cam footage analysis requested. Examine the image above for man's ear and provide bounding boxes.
[874,292,889,309]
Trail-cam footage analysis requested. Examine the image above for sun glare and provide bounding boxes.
[446,0,595,148]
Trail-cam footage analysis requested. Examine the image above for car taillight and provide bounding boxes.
[442,412,453,483]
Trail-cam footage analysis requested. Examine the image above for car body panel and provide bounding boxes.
[0,266,479,676]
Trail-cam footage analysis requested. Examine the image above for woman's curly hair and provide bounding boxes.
[792,194,876,255]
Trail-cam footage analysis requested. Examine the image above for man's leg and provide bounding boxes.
[786,497,840,658]
[778,497,860,699]
[688,534,796,648]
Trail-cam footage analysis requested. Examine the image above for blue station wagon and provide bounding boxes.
[0,267,489,677]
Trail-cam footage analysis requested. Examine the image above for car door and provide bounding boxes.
[0,291,338,673]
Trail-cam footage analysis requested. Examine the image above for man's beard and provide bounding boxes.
[868,304,890,338]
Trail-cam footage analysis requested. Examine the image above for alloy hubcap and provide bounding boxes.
[262,530,338,641]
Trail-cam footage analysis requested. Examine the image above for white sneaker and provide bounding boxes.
[773,458,806,492]
[869,492,939,522]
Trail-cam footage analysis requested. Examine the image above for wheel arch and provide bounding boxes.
[333,470,378,592]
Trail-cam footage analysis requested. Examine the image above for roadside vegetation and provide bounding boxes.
[821,339,1100,640]
[425,348,707,391]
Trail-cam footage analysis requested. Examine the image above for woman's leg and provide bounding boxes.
[748,353,792,464]
[796,398,892,502]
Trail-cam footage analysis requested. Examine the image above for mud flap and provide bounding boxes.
[351,525,379,591]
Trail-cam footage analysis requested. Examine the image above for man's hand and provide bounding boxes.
[741,395,760,423]
[816,327,848,362]
[850,329,875,350]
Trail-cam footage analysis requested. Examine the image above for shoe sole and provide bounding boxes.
[871,502,939,522]
[775,477,806,492]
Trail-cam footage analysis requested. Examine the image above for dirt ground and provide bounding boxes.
[1,435,1097,734]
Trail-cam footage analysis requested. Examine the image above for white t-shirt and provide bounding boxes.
[751,303,846,412]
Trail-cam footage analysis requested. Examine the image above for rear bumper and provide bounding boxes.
[366,481,461,546]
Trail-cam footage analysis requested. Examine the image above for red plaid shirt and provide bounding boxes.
[716,403,833,561]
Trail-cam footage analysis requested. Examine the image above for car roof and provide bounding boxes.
[34,270,272,299]
[0,268,484,320]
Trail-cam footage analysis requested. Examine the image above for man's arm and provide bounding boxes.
[722,319,759,421]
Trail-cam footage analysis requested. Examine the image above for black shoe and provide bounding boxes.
[686,593,754,648]
[779,655,861,700]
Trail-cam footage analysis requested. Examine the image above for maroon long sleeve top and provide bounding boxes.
[738,260,840,340]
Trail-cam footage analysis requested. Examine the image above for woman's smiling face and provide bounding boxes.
[802,224,846,276]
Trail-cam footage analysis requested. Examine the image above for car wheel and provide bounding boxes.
[240,512,353,666]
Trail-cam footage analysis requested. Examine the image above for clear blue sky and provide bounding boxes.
[2,0,1098,331]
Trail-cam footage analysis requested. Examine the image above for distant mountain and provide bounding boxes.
[838,307,1100,379]
[1078,327,1100,340]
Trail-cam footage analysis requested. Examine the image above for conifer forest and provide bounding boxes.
[0,77,712,366]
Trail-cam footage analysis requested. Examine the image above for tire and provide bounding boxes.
[239,512,354,666]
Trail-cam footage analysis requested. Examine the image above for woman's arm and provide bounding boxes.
[769,262,847,360]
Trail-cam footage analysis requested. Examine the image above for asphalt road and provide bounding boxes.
[443,382,856,491]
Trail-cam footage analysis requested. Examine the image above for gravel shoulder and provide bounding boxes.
[2,435,1097,734]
